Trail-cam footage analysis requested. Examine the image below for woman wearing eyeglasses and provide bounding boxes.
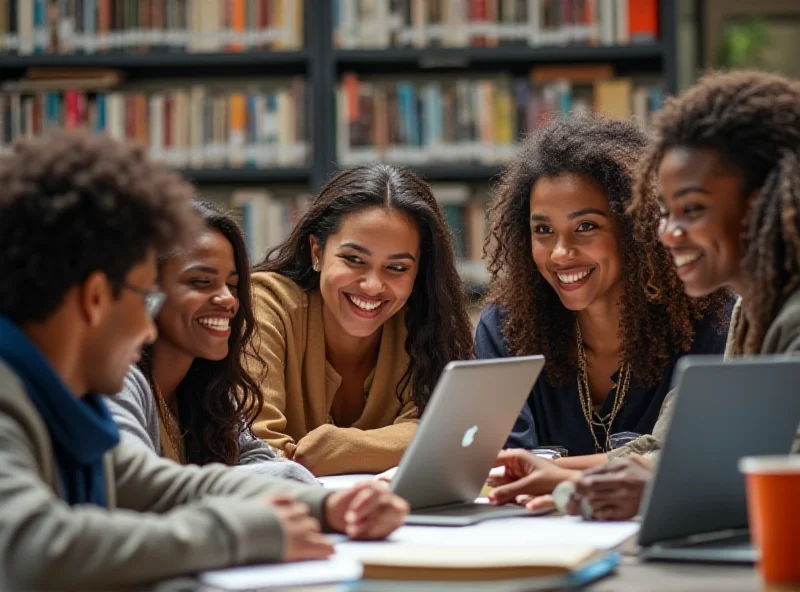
[106,199,316,483]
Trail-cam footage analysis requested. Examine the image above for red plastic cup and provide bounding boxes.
[739,456,800,583]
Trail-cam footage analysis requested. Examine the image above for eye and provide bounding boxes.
[683,204,706,217]
[387,264,409,273]
[340,254,365,265]
[576,221,597,232]
[226,283,239,294]
[532,224,553,235]
[188,278,211,287]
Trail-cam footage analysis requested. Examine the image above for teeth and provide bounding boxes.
[557,269,592,284]
[674,253,702,267]
[198,317,230,330]
[348,295,383,312]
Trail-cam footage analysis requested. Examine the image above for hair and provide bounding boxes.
[254,163,474,411]
[137,199,263,466]
[0,129,196,324]
[630,70,800,355]
[486,115,730,385]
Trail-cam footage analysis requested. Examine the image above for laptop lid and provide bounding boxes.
[391,355,545,510]
[638,356,800,548]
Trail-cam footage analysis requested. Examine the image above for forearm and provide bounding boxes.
[555,453,608,470]
[295,423,417,476]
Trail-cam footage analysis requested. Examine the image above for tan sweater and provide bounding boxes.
[248,272,418,476]
[0,359,330,591]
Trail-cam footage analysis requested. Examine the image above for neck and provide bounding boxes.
[727,273,749,300]
[21,319,88,397]
[575,287,623,358]
[149,340,195,408]
[322,306,382,372]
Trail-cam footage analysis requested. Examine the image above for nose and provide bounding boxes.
[212,285,237,310]
[659,216,685,248]
[360,270,384,296]
[550,236,576,265]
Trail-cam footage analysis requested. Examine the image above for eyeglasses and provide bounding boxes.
[121,283,167,319]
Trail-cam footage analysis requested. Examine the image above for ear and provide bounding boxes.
[79,271,114,328]
[309,234,323,267]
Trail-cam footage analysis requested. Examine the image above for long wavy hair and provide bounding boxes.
[138,199,263,465]
[254,164,474,411]
[630,70,800,355]
[486,115,730,385]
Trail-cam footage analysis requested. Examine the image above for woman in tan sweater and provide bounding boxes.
[248,164,474,476]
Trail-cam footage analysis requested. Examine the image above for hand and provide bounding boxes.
[566,457,653,521]
[283,442,297,460]
[374,466,398,483]
[488,449,579,505]
[324,481,409,540]
[265,495,334,561]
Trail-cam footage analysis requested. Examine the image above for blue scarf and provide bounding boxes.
[0,315,120,506]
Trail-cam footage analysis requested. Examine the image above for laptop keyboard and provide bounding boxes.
[411,503,527,517]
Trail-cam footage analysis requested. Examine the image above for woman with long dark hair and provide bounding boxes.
[107,199,315,482]
[249,163,474,476]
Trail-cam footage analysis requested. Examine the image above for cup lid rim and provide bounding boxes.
[739,455,800,474]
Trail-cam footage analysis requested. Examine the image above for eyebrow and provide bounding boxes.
[665,186,712,201]
[530,208,608,222]
[339,242,417,262]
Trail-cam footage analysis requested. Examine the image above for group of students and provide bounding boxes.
[0,68,798,589]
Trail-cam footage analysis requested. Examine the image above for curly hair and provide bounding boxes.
[486,115,730,385]
[0,129,196,323]
[138,199,263,466]
[254,163,474,411]
[630,70,800,355]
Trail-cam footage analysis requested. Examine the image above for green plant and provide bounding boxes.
[717,17,771,68]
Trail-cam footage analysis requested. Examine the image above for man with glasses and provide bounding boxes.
[0,130,408,591]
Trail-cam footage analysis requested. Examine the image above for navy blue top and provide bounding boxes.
[475,303,732,456]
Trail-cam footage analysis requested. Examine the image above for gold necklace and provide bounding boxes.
[576,321,632,453]
[153,381,185,463]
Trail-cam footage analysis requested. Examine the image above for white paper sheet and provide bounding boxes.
[199,556,362,589]
[317,474,375,489]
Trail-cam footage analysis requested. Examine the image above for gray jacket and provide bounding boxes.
[0,359,330,591]
[105,365,317,484]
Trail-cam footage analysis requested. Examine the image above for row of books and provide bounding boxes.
[0,78,309,168]
[333,0,659,49]
[0,0,304,55]
[230,184,490,283]
[336,65,663,167]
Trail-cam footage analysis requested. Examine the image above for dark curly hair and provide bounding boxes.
[630,70,800,355]
[138,199,263,466]
[486,115,730,385]
[254,163,474,410]
[0,129,195,324]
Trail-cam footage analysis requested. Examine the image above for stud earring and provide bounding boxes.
[313,260,320,272]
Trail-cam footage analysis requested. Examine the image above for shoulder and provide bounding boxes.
[474,304,511,358]
[250,272,310,320]
[763,289,800,354]
[119,365,152,404]
[688,295,736,355]
[0,360,40,428]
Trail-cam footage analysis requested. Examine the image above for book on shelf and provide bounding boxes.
[335,68,663,168]
[333,0,659,50]
[0,0,304,55]
[0,76,309,170]
[231,188,310,262]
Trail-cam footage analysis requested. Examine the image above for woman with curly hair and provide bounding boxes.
[106,199,316,483]
[249,164,474,476]
[477,115,733,498]
[546,70,800,521]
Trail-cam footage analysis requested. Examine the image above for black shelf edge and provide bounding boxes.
[334,44,664,67]
[0,49,309,69]
[179,166,312,184]
[362,163,505,181]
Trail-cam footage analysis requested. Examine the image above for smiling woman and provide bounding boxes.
[476,115,733,474]
[249,164,474,476]
[106,199,316,483]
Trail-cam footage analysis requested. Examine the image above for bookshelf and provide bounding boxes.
[0,0,678,284]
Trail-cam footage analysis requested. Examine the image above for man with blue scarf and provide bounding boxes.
[0,131,408,591]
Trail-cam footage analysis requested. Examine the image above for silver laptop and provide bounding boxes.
[638,356,800,563]
[390,355,546,526]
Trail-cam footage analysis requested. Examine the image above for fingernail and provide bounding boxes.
[345,511,356,523]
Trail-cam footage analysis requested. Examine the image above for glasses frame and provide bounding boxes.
[121,283,167,319]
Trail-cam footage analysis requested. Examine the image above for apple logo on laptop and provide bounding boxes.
[461,425,478,448]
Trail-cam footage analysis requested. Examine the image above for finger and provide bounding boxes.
[493,449,526,468]
[525,495,555,512]
[515,494,534,506]
[592,504,631,522]
[349,498,406,540]
[565,495,582,516]
[488,477,534,505]
[349,492,395,533]
[282,502,312,521]
[347,487,381,523]
[263,494,298,507]
[291,534,335,561]
[583,461,627,477]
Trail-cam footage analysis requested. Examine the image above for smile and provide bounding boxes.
[346,294,385,313]
[197,317,231,331]
[556,269,594,284]
[673,252,703,268]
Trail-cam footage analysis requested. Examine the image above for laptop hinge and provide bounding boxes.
[647,527,750,550]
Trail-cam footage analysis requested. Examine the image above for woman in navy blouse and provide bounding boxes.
[476,115,732,487]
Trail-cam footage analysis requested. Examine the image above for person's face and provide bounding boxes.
[529,173,623,311]
[155,229,240,361]
[310,207,420,339]
[657,147,750,297]
[85,252,159,395]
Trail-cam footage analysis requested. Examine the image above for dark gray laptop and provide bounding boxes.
[638,356,800,563]
[390,356,546,526]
